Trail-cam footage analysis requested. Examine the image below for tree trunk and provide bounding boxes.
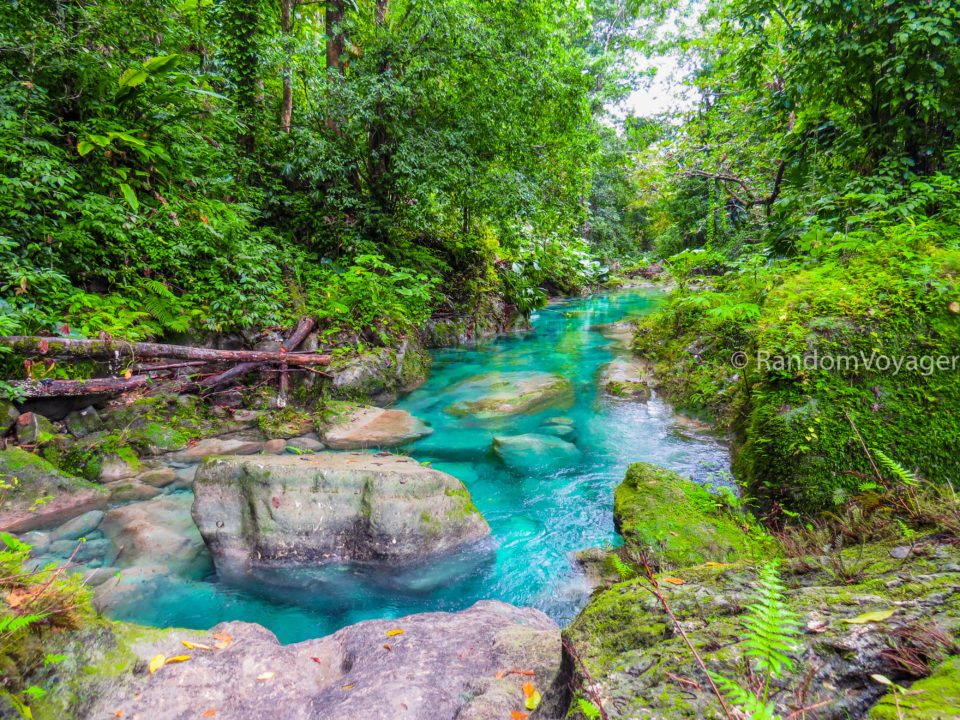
[0,336,330,367]
[326,0,345,72]
[280,0,294,133]
[10,376,154,398]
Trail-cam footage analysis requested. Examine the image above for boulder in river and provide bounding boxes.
[51,600,564,720]
[492,433,582,474]
[192,453,490,572]
[0,448,108,532]
[614,462,752,569]
[445,371,573,419]
[321,405,432,450]
[99,493,209,579]
[600,359,652,399]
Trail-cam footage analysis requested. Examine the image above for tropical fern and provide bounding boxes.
[711,561,799,719]
[742,560,799,680]
[710,672,779,720]
[872,449,918,486]
[0,613,48,634]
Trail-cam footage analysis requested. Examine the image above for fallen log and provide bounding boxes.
[0,335,331,367]
[9,376,154,398]
[190,316,317,393]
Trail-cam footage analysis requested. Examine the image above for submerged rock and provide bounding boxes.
[446,371,573,419]
[614,462,752,569]
[50,601,563,720]
[321,405,432,450]
[592,320,636,351]
[599,359,652,399]
[492,433,582,473]
[99,493,208,579]
[0,448,108,532]
[192,453,490,572]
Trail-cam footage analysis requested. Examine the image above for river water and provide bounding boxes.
[112,289,730,643]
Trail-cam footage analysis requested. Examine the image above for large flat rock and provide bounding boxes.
[0,448,108,532]
[73,601,563,720]
[321,405,432,450]
[192,453,490,572]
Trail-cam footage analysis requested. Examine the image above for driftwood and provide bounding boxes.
[0,336,331,367]
[3,317,327,399]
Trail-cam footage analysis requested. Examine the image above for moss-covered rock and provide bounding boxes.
[565,537,960,720]
[0,448,108,532]
[614,462,755,569]
[327,338,431,402]
[869,656,960,719]
[445,371,573,419]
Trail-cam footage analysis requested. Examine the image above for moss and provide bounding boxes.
[257,407,313,439]
[869,656,960,719]
[613,462,763,569]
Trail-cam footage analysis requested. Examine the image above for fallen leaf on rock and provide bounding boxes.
[704,562,731,567]
[182,640,213,651]
[341,684,354,691]
[521,682,542,711]
[496,669,536,679]
[256,672,275,681]
[6,588,36,609]
[511,712,529,720]
[165,655,191,664]
[386,628,405,637]
[212,631,233,649]
[114,712,123,718]
[662,577,685,585]
[202,710,217,718]
[383,644,392,651]
[310,656,323,664]
[843,609,895,624]
[148,655,166,674]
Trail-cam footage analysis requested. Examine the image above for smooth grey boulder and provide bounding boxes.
[446,371,573,419]
[79,601,563,720]
[321,406,432,450]
[99,493,208,579]
[50,510,104,542]
[192,453,490,572]
[0,448,108,532]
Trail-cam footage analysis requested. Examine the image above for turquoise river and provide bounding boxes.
[112,289,730,643]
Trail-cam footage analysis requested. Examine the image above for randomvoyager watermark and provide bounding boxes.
[730,349,960,376]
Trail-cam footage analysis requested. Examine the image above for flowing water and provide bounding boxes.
[109,289,730,643]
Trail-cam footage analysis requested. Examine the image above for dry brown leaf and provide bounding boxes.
[511,713,529,720]
[383,644,392,651]
[202,711,217,718]
[341,684,354,691]
[662,577,686,585]
[521,682,535,698]
[114,712,123,719]
[6,588,35,609]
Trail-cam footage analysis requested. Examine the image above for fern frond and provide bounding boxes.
[741,561,799,680]
[872,449,918,486]
[0,612,48,634]
[709,672,780,720]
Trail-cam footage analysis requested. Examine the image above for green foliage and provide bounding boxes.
[710,561,799,720]
[873,449,919,487]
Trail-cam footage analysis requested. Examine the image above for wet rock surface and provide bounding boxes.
[50,601,563,720]
[599,359,652,399]
[492,433,582,473]
[192,453,490,572]
[321,405,432,450]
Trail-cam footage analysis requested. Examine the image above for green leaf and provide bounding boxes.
[118,67,149,89]
[142,54,179,74]
[119,183,139,212]
[77,141,95,156]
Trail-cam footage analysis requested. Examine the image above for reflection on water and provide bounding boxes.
[111,290,731,643]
